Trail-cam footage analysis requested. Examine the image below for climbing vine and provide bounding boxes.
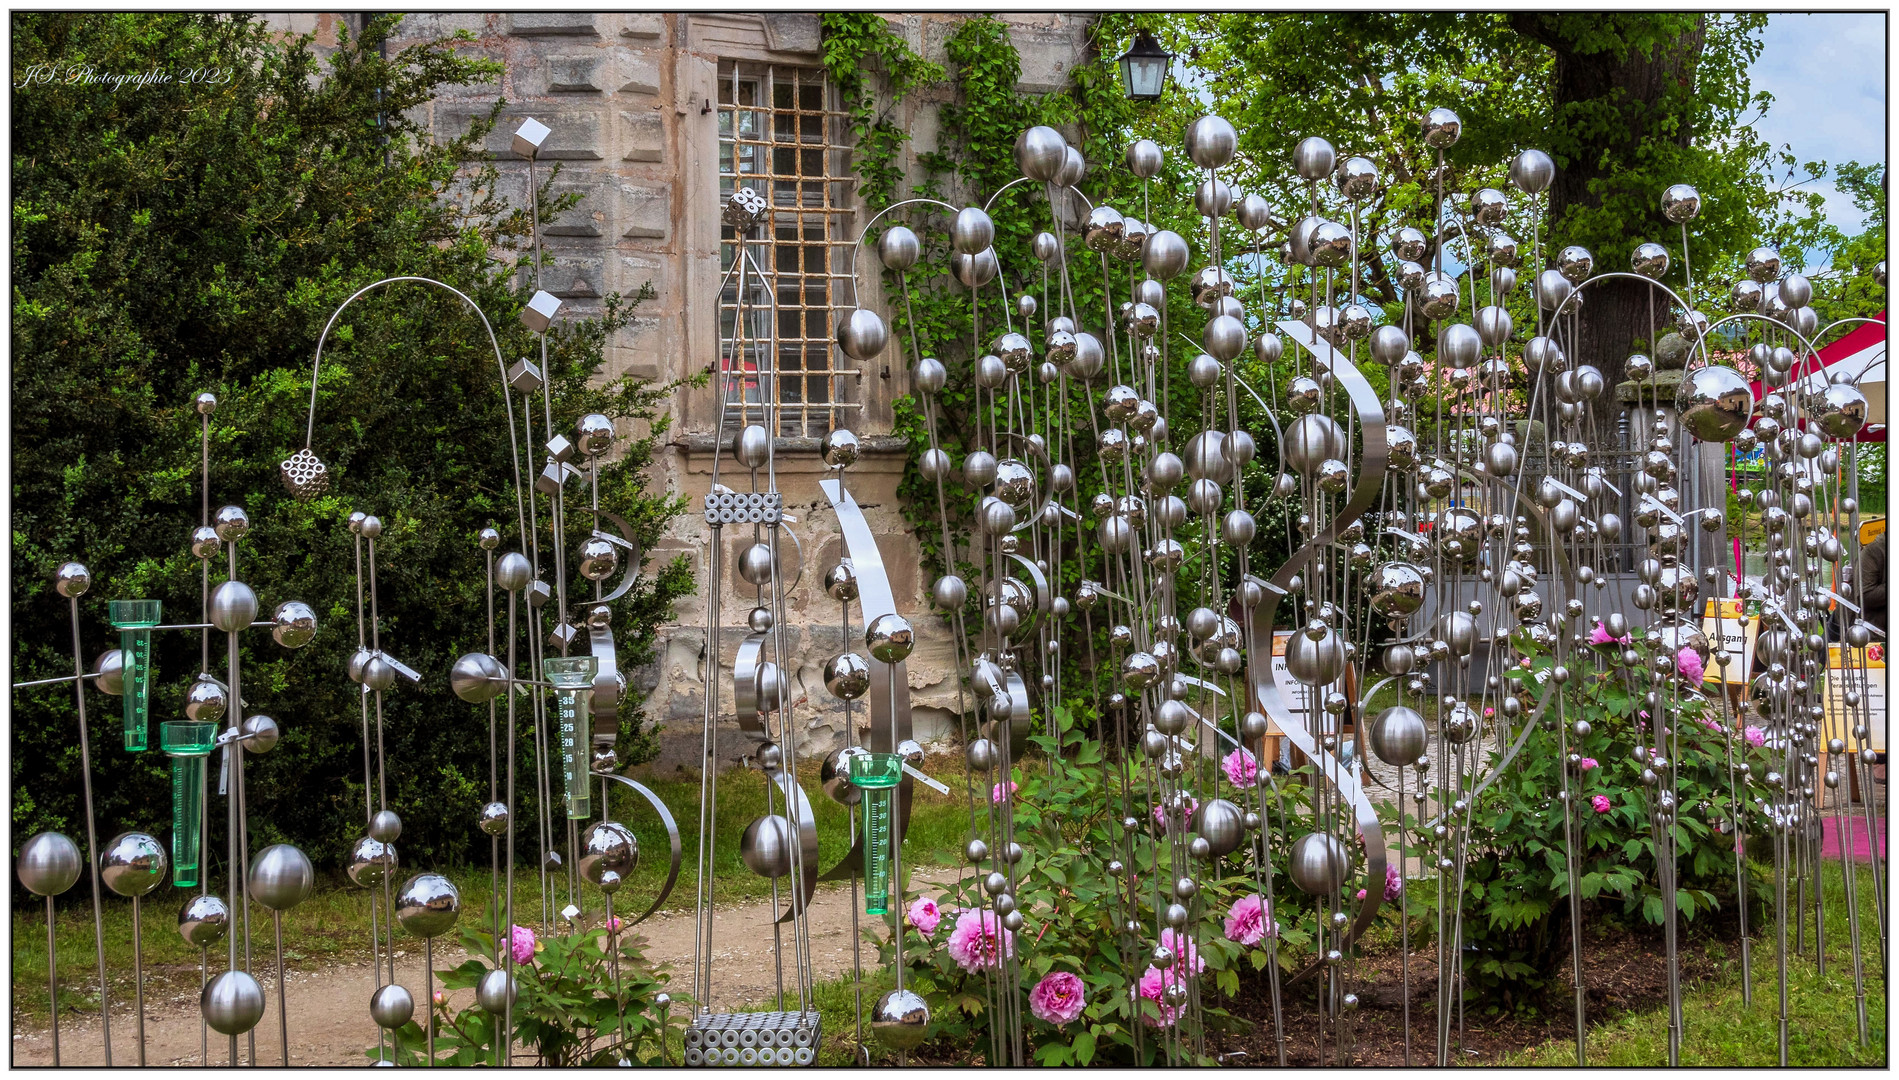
[820,14,944,212]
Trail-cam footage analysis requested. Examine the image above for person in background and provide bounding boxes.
[1860,531,1886,636]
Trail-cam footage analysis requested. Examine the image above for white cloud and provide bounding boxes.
[1751,14,1887,240]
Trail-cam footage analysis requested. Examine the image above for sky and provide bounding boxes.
[1750,14,1887,239]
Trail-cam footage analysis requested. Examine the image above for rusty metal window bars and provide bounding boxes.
[717,61,860,439]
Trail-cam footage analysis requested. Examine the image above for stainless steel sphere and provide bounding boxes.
[1191,798,1247,857]
[1369,706,1428,766]
[837,308,889,361]
[822,651,871,700]
[207,580,258,633]
[1509,149,1554,194]
[1815,382,1869,438]
[1015,125,1068,182]
[203,970,267,1036]
[877,225,921,272]
[821,428,861,469]
[739,814,794,879]
[213,504,251,542]
[1185,114,1237,169]
[1143,229,1190,280]
[477,968,518,1015]
[578,536,620,581]
[248,843,316,911]
[1536,269,1574,311]
[952,206,995,256]
[1236,192,1274,231]
[870,987,931,1051]
[369,809,403,842]
[575,412,616,458]
[178,893,231,948]
[346,836,398,888]
[369,982,415,1030]
[1661,183,1701,223]
[738,541,776,586]
[495,551,533,592]
[932,574,968,612]
[240,713,281,754]
[99,831,167,897]
[1336,156,1379,200]
[1470,187,1508,225]
[579,821,639,886]
[1293,136,1336,181]
[450,652,509,703]
[1367,562,1426,618]
[1422,106,1461,147]
[1125,138,1164,179]
[395,873,460,938]
[821,745,870,806]
[1632,242,1671,278]
[359,515,383,540]
[1285,414,1346,476]
[270,600,317,648]
[865,612,915,663]
[1285,627,1346,687]
[1289,831,1353,895]
[478,801,510,837]
[17,831,82,896]
[1676,364,1754,442]
[191,525,222,559]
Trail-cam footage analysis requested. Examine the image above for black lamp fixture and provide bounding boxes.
[1117,30,1172,102]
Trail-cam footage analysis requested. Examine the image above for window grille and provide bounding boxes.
[717,62,859,438]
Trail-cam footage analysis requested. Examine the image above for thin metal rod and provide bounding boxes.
[275,911,290,1065]
[68,593,112,1066]
[47,896,60,1065]
[132,894,146,1065]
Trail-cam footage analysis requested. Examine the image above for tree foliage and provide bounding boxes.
[11,13,691,880]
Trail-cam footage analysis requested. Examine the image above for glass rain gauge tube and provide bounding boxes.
[544,656,599,820]
[160,720,217,887]
[849,752,904,915]
[108,599,162,751]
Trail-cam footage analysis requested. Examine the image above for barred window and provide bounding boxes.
[717,62,859,438]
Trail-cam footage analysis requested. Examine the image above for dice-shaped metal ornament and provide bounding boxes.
[279,448,330,500]
[723,187,770,232]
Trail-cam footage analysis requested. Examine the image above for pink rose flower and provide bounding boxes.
[1578,757,1598,771]
[1745,725,1765,747]
[1223,893,1274,946]
[1591,794,1611,814]
[946,908,1014,973]
[1589,622,1631,647]
[1136,965,1184,1028]
[1159,927,1205,974]
[1153,794,1199,827]
[907,896,942,937]
[1028,971,1086,1026]
[991,780,1018,806]
[606,915,624,934]
[1384,863,1403,902]
[1222,748,1259,788]
[1676,646,1705,684]
[432,989,447,1008]
[510,924,537,966]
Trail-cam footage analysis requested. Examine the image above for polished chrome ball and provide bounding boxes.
[1369,706,1428,766]
[821,428,861,469]
[579,821,639,887]
[1335,156,1379,200]
[837,308,889,361]
[577,536,619,582]
[1815,382,1869,438]
[739,814,794,879]
[206,580,258,633]
[1470,187,1507,225]
[265,600,318,649]
[1289,831,1353,895]
[346,836,398,888]
[478,801,510,837]
[203,970,266,1036]
[1422,106,1461,147]
[1367,562,1426,618]
[189,524,223,560]
[1660,183,1701,223]
[820,745,870,807]
[822,651,871,701]
[870,987,931,1051]
[1509,148,1554,194]
[1676,365,1754,442]
[1185,114,1237,169]
[1293,136,1336,181]
[213,504,251,542]
[248,843,315,912]
[866,612,915,663]
[178,893,231,948]
[100,831,167,898]
[1629,242,1670,278]
[369,982,414,1030]
[395,873,460,938]
[17,831,82,896]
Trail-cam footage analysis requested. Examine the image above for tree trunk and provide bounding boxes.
[1510,16,1708,442]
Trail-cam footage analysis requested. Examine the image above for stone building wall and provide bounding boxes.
[265,13,1101,770]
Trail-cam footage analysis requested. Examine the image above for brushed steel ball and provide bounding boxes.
[248,843,315,911]
[952,206,995,255]
[271,601,317,648]
[478,801,510,836]
[17,831,82,896]
[870,987,931,1051]
[877,225,921,272]
[1293,136,1336,181]
[837,308,889,361]
[738,542,776,587]
[1535,269,1574,311]
[1191,797,1246,857]
[209,580,258,632]
[477,968,518,1015]
[93,648,125,696]
[1289,831,1353,895]
[178,893,231,948]
[370,809,403,842]
[1236,192,1274,230]
[369,982,414,1030]
[450,652,509,703]
[395,873,460,938]
[359,515,383,540]
[1015,125,1068,182]
[1509,149,1554,194]
[739,814,794,879]
[1285,627,1346,687]
[100,831,167,898]
[346,837,398,888]
[213,505,251,542]
[1369,706,1428,766]
[1142,229,1190,280]
[495,552,533,592]
[1125,137,1164,179]
[913,356,947,395]
[932,574,968,612]
[203,970,267,1035]
[579,821,639,887]
[732,423,772,471]
[1185,114,1237,169]
[240,713,281,754]
[54,562,91,598]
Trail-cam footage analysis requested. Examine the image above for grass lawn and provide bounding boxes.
[11,753,980,1027]
[1505,863,1887,1067]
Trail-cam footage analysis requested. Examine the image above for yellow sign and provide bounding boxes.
[1859,516,1886,547]
[1700,598,1755,684]
[1823,643,1887,753]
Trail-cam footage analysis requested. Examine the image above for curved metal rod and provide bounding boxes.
[595,510,648,606]
[598,772,683,927]
[299,275,529,543]
[1543,271,1711,372]
[844,197,961,309]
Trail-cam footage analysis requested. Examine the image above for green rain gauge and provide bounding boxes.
[544,656,598,820]
[160,720,217,887]
[849,752,904,915]
[108,599,162,751]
